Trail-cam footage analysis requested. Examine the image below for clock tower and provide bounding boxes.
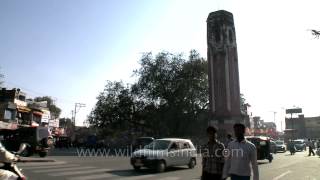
[207,10,243,138]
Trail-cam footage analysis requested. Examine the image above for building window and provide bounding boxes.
[33,114,42,124]
[4,109,13,120]
[18,95,26,101]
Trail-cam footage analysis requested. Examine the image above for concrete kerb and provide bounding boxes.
[20,157,56,162]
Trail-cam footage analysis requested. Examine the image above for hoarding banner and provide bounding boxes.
[286,108,302,114]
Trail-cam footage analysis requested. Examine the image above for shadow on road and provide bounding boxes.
[107,167,190,177]
[257,161,269,165]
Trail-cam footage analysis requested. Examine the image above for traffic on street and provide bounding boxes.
[1,1,320,180]
[17,149,320,180]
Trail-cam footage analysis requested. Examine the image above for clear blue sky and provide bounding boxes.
[1,0,320,129]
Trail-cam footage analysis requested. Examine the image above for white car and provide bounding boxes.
[130,138,197,172]
[275,140,286,152]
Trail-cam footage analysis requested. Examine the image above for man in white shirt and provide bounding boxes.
[222,123,259,180]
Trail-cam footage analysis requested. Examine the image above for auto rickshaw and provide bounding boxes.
[246,136,273,163]
[0,126,52,157]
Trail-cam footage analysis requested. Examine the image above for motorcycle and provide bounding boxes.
[1,161,26,180]
[0,143,28,180]
[0,142,55,180]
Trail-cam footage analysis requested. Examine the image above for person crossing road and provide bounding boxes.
[307,139,315,156]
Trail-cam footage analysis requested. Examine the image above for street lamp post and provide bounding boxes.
[290,112,294,140]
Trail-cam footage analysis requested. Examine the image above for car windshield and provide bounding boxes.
[276,141,284,145]
[136,138,153,145]
[144,140,171,150]
[294,141,303,144]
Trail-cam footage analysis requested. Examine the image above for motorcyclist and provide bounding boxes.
[0,142,19,180]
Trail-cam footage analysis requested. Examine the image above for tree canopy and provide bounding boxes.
[311,29,320,38]
[34,96,61,119]
[59,118,73,128]
[88,50,248,138]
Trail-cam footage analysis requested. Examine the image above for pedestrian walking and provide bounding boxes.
[222,123,259,180]
[288,139,296,155]
[201,126,225,180]
[307,139,315,156]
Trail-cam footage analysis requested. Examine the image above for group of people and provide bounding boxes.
[201,123,259,180]
[287,138,319,156]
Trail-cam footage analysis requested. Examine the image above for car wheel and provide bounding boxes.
[133,165,141,171]
[156,160,166,173]
[188,158,196,169]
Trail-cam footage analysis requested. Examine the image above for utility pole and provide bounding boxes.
[73,103,86,125]
[271,111,277,124]
[290,112,294,140]
[280,107,285,132]
[269,111,277,130]
[71,110,74,123]
[273,111,277,136]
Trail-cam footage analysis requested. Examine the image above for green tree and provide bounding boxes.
[88,81,135,136]
[34,96,61,118]
[89,50,249,138]
[240,93,250,115]
[59,118,73,128]
[133,50,209,136]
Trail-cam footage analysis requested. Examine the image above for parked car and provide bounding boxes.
[130,138,197,172]
[293,139,306,151]
[270,140,277,154]
[275,140,286,152]
[132,137,154,151]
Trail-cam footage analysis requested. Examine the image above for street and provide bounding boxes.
[18,149,320,180]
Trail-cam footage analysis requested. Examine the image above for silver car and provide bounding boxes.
[130,138,197,172]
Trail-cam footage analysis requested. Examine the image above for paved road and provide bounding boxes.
[18,149,320,180]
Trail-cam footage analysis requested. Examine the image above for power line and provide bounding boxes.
[4,81,75,105]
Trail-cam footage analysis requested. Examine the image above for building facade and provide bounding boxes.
[0,88,45,129]
[285,114,306,140]
[304,116,320,138]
